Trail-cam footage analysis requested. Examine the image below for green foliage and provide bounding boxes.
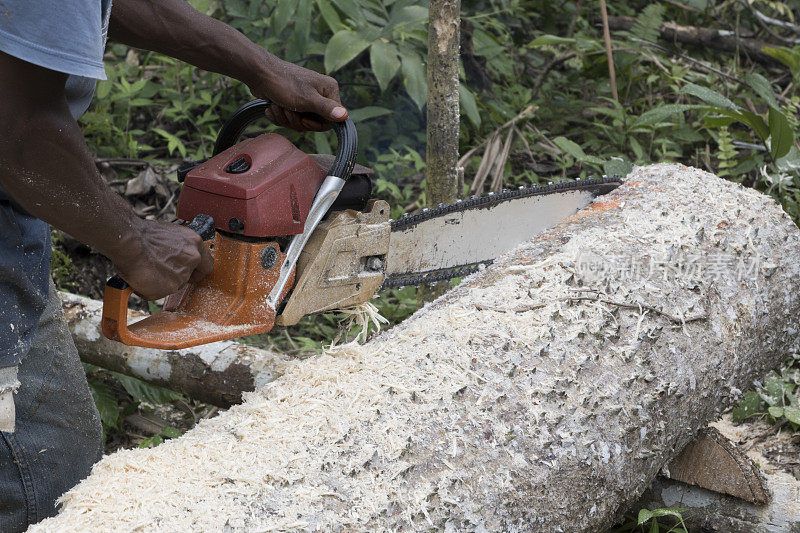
[732,353,800,431]
[715,127,737,177]
[84,363,187,443]
[49,230,76,290]
[139,426,184,449]
[629,4,666,44]
[611,506,688,533]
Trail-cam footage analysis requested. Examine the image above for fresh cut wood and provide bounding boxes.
[33,164,800,532]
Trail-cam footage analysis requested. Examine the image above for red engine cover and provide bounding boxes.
[176,133,327,237]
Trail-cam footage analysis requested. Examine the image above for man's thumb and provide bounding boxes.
[316,98,348,122]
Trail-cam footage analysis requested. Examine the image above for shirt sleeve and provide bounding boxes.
[0,0,110,80]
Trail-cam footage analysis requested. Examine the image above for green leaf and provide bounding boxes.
[777,145,800,173]
[529,34,577,47]
[703,109,770,141]
[188,0,217,15]
[348,106,393,122]
[272,0,299,33]
[736,110,771,142]
[138,435,164,448]
[111,372,183,404]
[553,136,587,160]
[459,85,481,127]
[324,30,371,74]
[703,115,738,129]
[762,46,800,81]
[96,80,112,100]
[604,157,633,178]
[732,391,762,422]
[370,40,401,92]
[553,136,604,165]
[313,131,332,154]
[650,507,688,518]
[769,406,785,419]
[160,426,183,439]
[389,5,428,26]
[681,84,740,111]
[784,406,800,425]
[88,378,119,428]
[316,0,345,31]
[400,53,426,110]
[633,104,702,128]
[638,508,655,525]
[630,136,645,162]
[768,107,794,160]
[745,73,779,109]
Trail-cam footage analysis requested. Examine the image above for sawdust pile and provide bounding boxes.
[31,164,800,532]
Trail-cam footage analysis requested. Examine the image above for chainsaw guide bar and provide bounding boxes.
[381,177,622,289]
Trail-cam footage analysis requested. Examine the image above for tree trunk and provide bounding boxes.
[425,0,461,207]
[34,165,800,532]
[61,292,291,407]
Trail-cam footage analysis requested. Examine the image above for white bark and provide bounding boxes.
[33,165,800,532]
[61,293,291,406]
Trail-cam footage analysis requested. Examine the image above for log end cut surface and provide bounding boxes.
[31,164,800,532]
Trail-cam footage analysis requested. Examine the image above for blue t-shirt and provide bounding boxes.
[0,0,112,368]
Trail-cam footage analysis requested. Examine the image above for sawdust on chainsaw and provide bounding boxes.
[30,164,800,532]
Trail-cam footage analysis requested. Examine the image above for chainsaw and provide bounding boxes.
[101,100,621,349]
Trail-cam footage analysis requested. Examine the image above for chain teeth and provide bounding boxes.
[382,176,622,289]
[381,261,493,290]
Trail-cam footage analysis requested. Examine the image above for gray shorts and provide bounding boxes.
[0,280,103,532]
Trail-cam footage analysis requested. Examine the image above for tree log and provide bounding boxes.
[34,164,800,532]
[606,16,778,66]
[632,417,800,532]
[60,292,291,407]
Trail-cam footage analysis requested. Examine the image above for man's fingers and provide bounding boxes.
[195,244,215,277]
[300,117,329,131]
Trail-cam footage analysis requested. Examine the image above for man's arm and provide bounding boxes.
[109,0,348,131]
[0,51,213,301]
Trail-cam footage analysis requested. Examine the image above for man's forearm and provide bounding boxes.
[109,0,347,128]
[109,0,270,89]
[0,56,140,266]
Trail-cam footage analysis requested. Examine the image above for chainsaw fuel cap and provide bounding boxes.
[225,156,251,174]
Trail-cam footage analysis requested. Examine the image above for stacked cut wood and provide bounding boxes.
[40,164,800,532]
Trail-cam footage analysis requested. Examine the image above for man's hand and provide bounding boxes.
[109,0,349,132]
[248,57,348,132]
[112,220,214,301]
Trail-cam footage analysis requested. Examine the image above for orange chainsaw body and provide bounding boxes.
[101,233,294,350]
[102,132,318,349]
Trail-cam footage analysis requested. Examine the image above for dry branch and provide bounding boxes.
[60,292,291,407]
[36,164,800,532]
[606,16,779,66]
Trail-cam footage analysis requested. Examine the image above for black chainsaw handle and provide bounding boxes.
[212,99,358,181]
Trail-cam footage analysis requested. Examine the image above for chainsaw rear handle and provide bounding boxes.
[212,99,358,181]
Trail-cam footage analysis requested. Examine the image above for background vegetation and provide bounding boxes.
[51,0,799,526]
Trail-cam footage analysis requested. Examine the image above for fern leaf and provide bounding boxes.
[630,4,665,44]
